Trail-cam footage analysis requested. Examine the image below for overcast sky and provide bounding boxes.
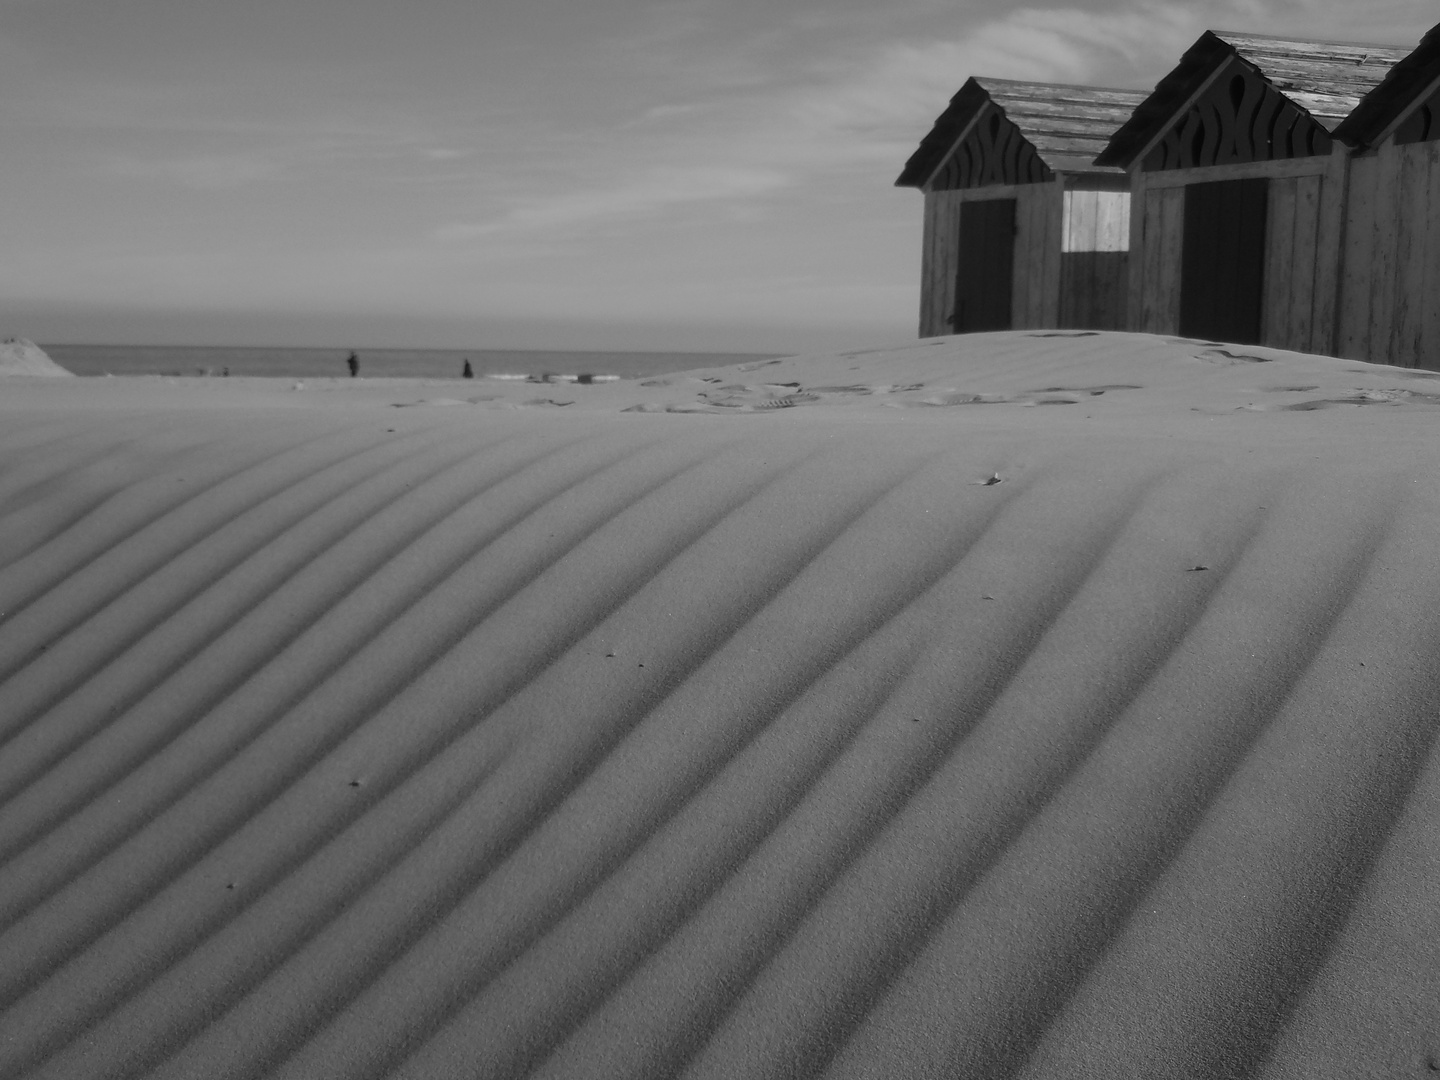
[0,0,1434,352]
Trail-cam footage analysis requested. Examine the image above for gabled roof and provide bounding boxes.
[1332,21,1440,147]
[1097,30,1408,168]
[896,77,1149,188]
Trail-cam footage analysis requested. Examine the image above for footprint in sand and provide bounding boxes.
[1198,348,1273,364]
[1033,385,1142,395]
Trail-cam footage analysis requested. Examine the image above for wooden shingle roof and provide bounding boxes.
[1332,21,1440,147]
[1096,30,1408,168]
[896,77,1149,189]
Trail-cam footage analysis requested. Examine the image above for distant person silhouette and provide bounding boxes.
[346,351,359,377]
[462,359,474,379]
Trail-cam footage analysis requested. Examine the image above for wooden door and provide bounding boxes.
[953,198,1016,332]
[1179,178,1268,344]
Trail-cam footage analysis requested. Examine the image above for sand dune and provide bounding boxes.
[1,331,1438,1078]
[0,339,70,378]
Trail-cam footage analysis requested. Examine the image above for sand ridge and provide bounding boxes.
[1,332,1439,1078]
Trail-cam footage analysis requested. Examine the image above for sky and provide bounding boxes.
[0,0,1435,353]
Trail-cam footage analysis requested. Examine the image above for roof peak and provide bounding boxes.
[1207,28,1410,51]
[1095,27,1407,168]
[897,77,1149,188]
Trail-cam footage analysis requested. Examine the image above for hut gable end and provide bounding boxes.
[930,105,1052,190]
[1099,31,1405,170]
[1333,21,1440,149]
[1143,56,1332,170]
[1394,82,1440,142]
[897,78,1144,189]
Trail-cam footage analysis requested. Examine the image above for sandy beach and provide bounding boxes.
[2,329,1439,1078]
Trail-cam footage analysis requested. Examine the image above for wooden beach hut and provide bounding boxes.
[1330,21,1440,369]
[897,78,1148,337]
[1095,32,1405,351]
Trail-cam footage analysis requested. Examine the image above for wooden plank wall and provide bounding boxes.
[1337,155,1379,360]
[1012,182,1063,328]
[1132,186,1185,333]
[1063,190,1130,253]
[1426,147,1440,369]
[1059,253,1129,329]
[1261,174,1322,350]
[1310,148,1350,356]
[1058,190,1130,330]
[919,192,939,336]
[1129,152,1345,350]
[918,182,1062,336]
[1338,140,1440,369]
[919,191,962,336]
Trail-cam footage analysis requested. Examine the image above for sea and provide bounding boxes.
[40,345,785,382]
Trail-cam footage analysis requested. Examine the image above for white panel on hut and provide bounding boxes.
[1062,191,1131,252]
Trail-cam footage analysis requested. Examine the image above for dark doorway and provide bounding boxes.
[1179,178,1268,344]
[953,198,1016,332]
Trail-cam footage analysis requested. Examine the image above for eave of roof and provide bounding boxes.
[1332,20,1440,147]
[1096,30,1408,169]
[896,77,1149,189]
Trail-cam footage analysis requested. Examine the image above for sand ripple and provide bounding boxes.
[2,333,1439,1078]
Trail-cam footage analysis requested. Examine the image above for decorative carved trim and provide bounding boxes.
[1395,84,1439,144]
[930,105,1053,190]
[1143,61,1332,171]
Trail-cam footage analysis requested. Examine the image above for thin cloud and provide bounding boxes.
[793,5,1198,141]
[434,5,1202,246]
[103,152,284,189]
[673,5,1201,176]
[435,165,791,241]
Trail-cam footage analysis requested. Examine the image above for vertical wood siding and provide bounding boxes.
[1337,155,1379,361]
[1135,186,1185,333]
[1288,175,1322,351]
[1012,182,1063,328]
[1424,145,1440,369]
[1059,190,1130,329]
[1310,149,1349,356]
[1063,191,1131,253]
[1339,140,1440,369]
[919,183,1065,336]
[1261,174,1323,350]
[1262,178,1297,345]
[1009,193,1033,328]
[1130,153,1344,351]
[1059,254,1129,329]
[1391,144,1431,363]
[1366,145,1403,361]
[937,191,964,335]
[919,193,938,335]
[919,191,964,336]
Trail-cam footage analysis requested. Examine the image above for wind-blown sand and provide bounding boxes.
[1,330,1438,1079]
